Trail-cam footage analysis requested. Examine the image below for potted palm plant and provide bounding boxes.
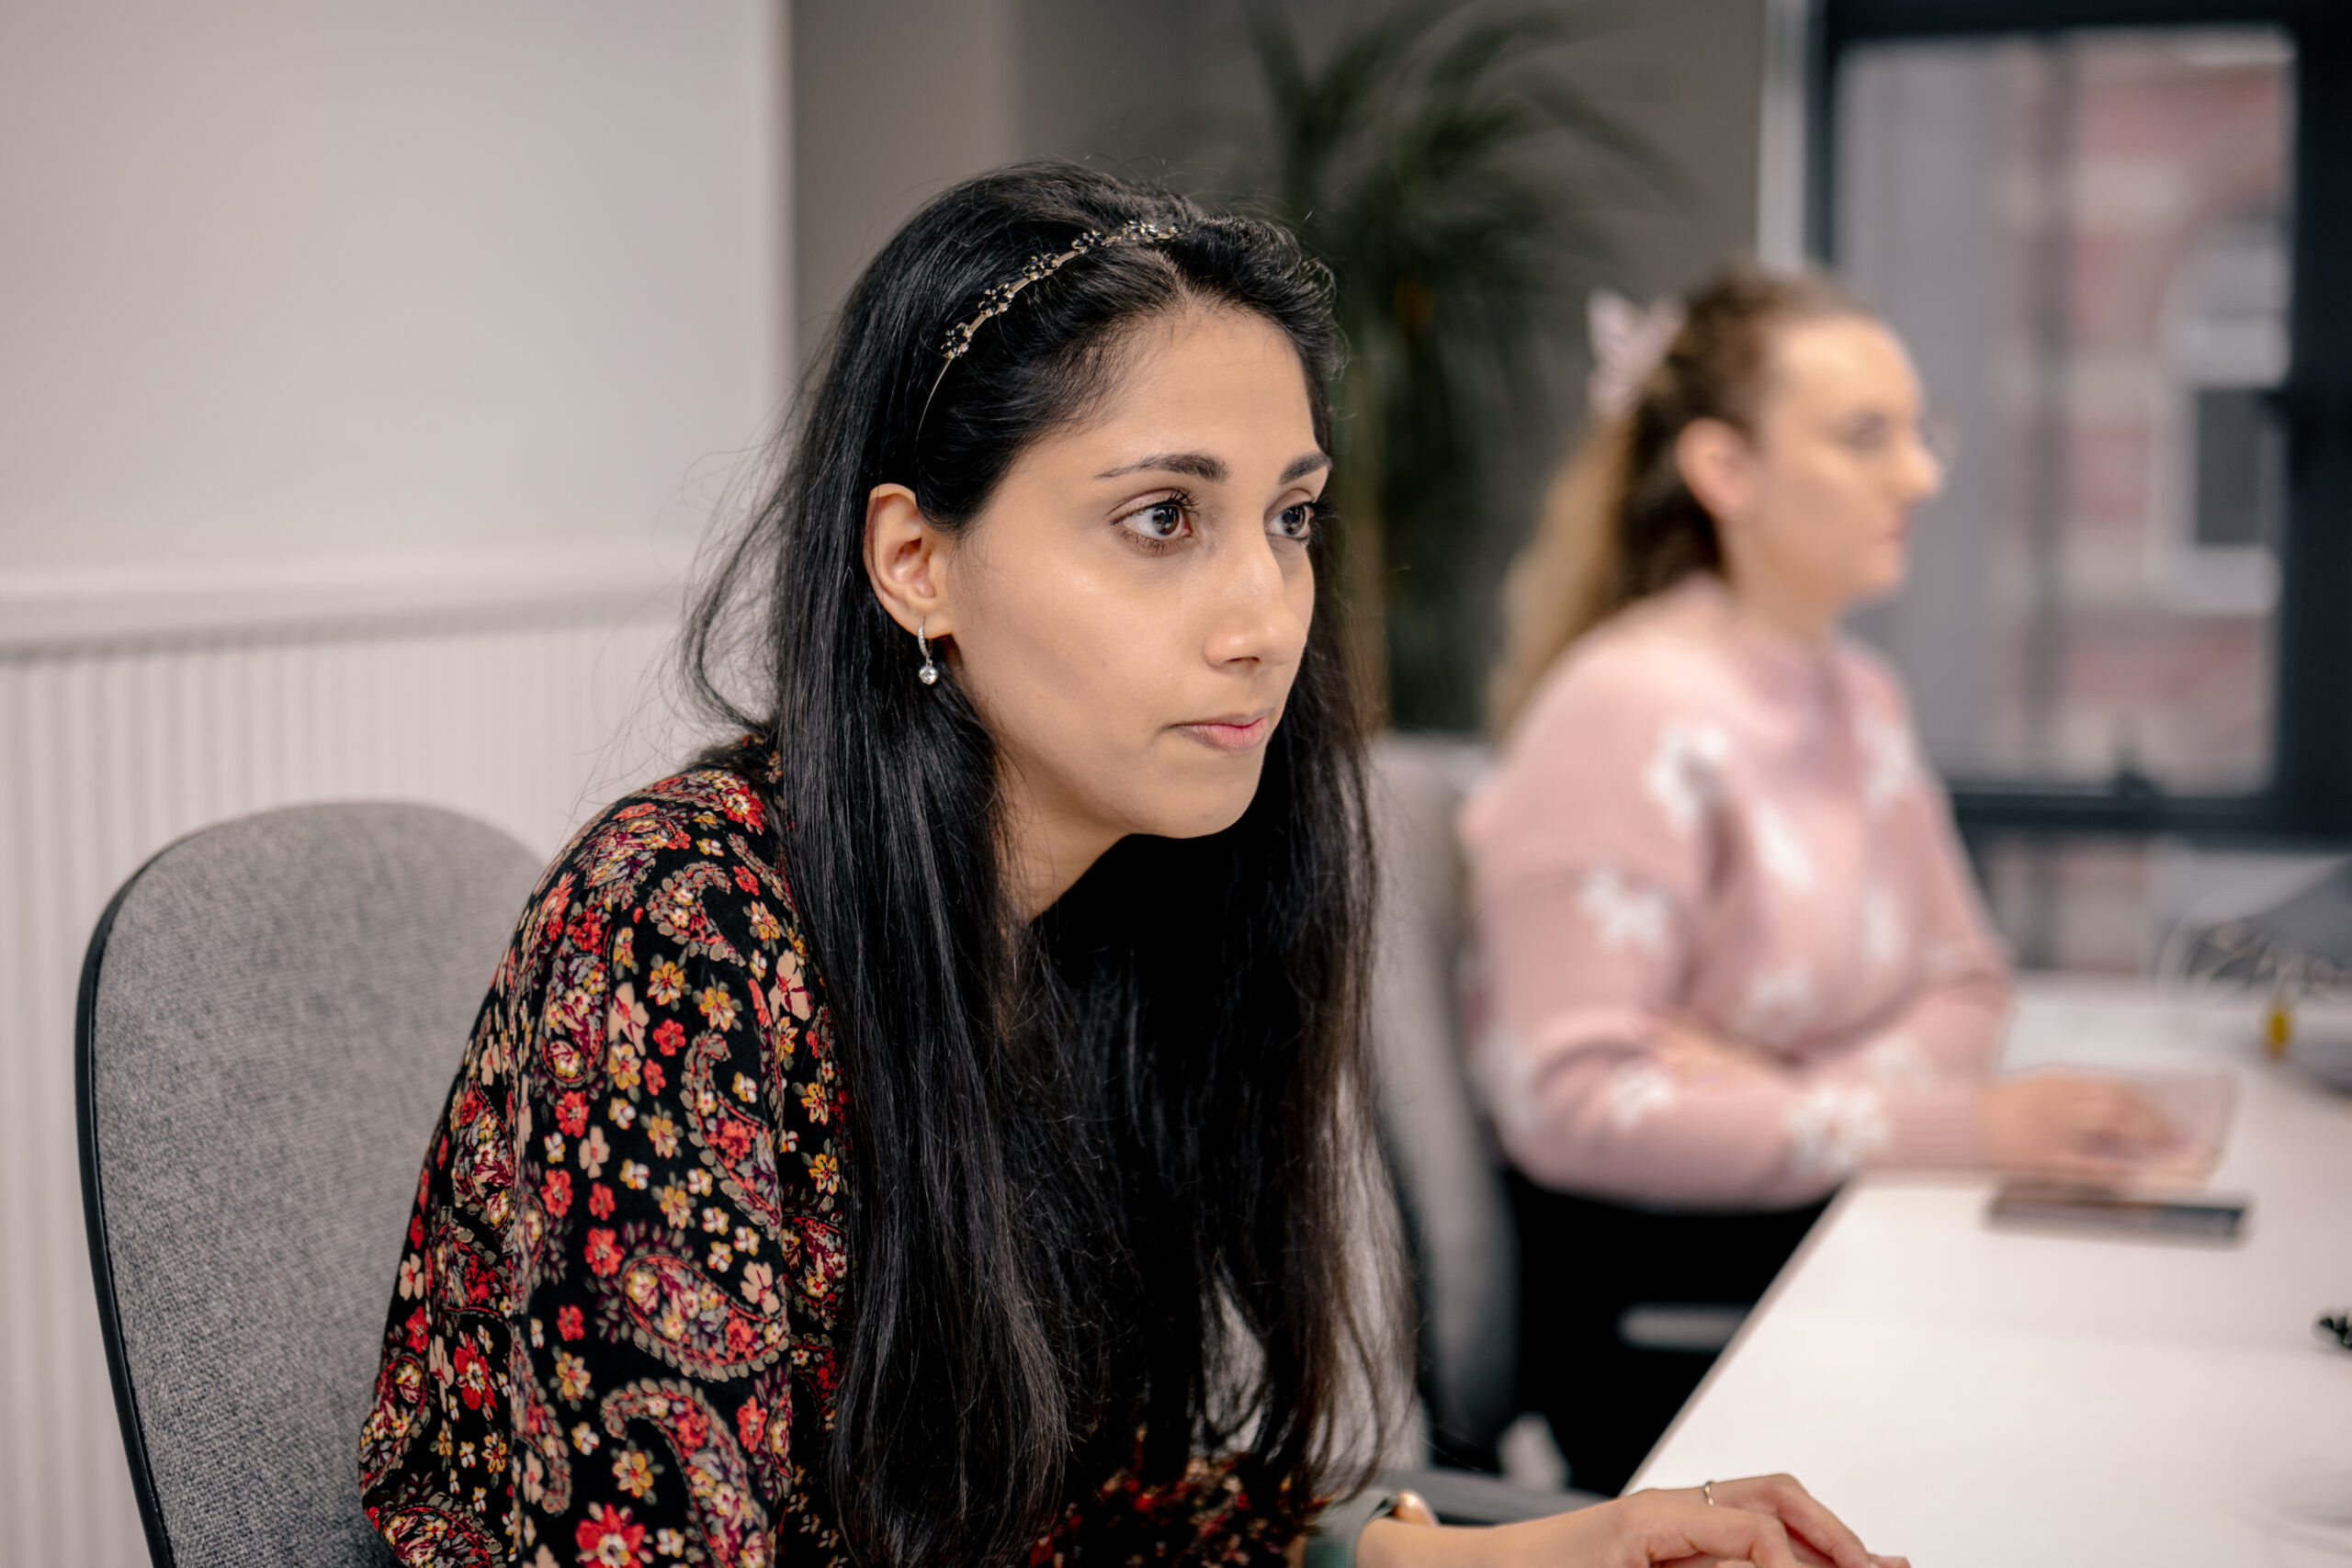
[1229,0,1678,728]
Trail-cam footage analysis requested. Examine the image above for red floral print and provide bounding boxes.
[574,1502,648,1565]
[450,1340,492,1412]
[361,764,1295,1568]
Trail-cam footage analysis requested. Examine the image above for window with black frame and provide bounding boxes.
[1816,2,2352,968]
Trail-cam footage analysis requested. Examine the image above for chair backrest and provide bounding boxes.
[77,803,540,1568]
[1363,734,1517,1467]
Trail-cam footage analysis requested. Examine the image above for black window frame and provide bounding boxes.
[1811,0,2352,845]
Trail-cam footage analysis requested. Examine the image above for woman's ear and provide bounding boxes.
[1675,417,1759,529]
[863,483,954,637]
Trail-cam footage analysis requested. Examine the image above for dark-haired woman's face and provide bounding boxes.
[865,306,1327,915]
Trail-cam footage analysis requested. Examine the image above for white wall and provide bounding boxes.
[0,0,787,577]
[0,6,788,1562]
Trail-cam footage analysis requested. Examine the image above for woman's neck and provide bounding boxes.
[996,775,1121,923]
[1721,567,1840,649]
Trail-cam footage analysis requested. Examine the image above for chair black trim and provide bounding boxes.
[76,841,186,1568]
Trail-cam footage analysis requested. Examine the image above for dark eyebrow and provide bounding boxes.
[1096,452,1227,482]
[1092,451,1333,486]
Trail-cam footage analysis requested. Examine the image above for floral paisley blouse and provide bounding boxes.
[360,762,1302,1567]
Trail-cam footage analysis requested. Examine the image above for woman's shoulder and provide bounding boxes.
[503,754,838,1144]
[514,759,808,990]
[548,761,792,910]
[1516,583,1744,742]
[1468,591,1736,855]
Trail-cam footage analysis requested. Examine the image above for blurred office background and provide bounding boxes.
[1836,19,2345,971]
[6,0,2348,1559]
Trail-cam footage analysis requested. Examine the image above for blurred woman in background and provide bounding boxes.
[1468,266,2183,1492]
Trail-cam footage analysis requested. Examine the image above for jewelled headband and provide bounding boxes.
[916,219,1185,437]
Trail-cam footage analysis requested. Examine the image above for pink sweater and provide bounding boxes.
[1460,575,2012,1210]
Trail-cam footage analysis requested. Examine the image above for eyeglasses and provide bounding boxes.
[1823,411,1961,468]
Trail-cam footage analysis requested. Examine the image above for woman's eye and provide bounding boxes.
[1118,500,1189,542]
[1834,415,1893,455]
[1272,502,1317,541]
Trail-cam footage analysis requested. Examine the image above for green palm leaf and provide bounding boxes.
[1227,0,1679,727]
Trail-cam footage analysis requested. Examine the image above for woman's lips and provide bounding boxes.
[1174,713,1272,753]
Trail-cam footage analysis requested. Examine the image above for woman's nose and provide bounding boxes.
[1206,532,1308,667]
[1903,436,1946,503]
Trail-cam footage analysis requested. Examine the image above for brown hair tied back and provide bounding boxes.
[1486,264,1871,737]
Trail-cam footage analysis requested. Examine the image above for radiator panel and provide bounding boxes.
[0,605,690,1562]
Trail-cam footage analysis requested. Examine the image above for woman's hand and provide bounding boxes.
[1355,1475,1906,1568]
[1977,1071,2184,1182]
[1651,1017,1781,1086]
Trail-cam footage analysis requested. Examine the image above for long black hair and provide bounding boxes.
[680,162,1396,1564]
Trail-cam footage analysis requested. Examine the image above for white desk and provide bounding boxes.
[1631,978,2352,1566]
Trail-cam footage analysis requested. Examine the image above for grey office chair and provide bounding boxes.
[77,803,540,1568]
[1367,735,1600,1518]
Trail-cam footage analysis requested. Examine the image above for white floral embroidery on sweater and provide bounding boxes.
[1785,1084,1892,1176]
[1862,1032,1939,1092]
[1642,720,1731,835]
[1751,803,1815,896]
[1577,866,1673,955]
[1606,1062,1679,1131]
[1856,710,1916,817]
[1735,962,1816,1046]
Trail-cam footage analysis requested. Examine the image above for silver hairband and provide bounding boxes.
[916,219,1184,437]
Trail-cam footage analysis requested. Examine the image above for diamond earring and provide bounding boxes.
[916,619,939,685]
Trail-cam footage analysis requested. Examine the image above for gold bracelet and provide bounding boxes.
[1302,1487,1439,1568]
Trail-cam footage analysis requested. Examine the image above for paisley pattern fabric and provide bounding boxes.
[361,763,1300,1567]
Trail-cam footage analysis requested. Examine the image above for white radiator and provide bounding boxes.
[0,553,700,1562]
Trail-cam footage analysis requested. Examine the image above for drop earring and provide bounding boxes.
[915,619,940,685]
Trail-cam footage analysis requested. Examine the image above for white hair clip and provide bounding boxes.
[1586,287,1684,423]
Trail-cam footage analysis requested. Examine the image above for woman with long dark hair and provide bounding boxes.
[359,164,1896,1568]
